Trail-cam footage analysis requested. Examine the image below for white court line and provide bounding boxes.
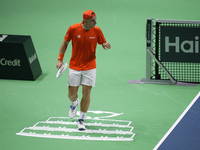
[153,91,200,150]
[26,126,134,134]
[16,132,135,141]
[16,111,135,141]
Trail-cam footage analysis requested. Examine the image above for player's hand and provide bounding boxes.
[102,42,111,50]
[56,60,63,70]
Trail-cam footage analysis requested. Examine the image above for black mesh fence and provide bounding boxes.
[151,21,200,83]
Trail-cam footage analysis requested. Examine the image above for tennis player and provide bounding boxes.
[56,10,111,130]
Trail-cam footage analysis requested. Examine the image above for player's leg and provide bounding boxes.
[68,86,80,119]
[78,85,92,130]
[68,86,79,102]
[80,85,92,113]
[68,69,81,119]
[78,69,96,130]
[68,68,81,102]
[80,68,96,114]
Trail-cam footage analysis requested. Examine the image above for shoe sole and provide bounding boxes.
[78,127,86,131]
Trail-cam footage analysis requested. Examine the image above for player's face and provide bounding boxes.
[88,16,97,28]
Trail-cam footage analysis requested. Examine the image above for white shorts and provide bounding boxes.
[68,69,96,87]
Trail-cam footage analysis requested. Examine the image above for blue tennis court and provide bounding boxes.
[154,92,200,150]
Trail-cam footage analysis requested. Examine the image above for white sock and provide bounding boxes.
[79,111,86,120]
[71,99,78,107]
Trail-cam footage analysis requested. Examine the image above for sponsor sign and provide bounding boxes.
[160,26,200,63]
[0,35,42,80]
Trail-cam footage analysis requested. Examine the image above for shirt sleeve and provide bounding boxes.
[64,26,72,42]
[97,28,106,45]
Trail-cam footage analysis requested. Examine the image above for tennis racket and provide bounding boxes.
[56,63,68,78]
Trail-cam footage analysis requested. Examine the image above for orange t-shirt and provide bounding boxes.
[64,23,106,71]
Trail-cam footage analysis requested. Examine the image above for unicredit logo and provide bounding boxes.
[0,35,8,42]
[165,36,200,53]
[29,53,37,64]
[0,58,21,66]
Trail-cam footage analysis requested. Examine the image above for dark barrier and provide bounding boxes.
[0,34,42,81]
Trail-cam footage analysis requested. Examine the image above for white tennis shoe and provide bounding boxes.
[69,99,79,119]
[78,119,86,131]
